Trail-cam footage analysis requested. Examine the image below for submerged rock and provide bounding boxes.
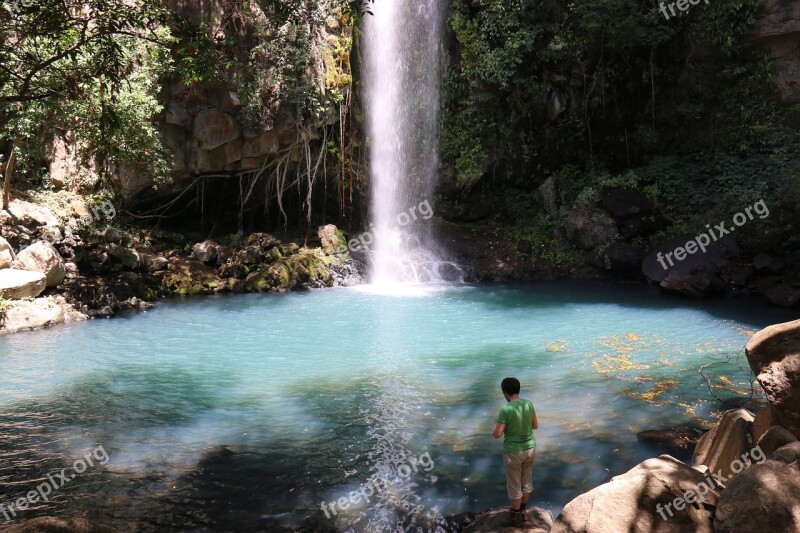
[465,506,554,532]
[636,426,703,452]
[2,516,119,532]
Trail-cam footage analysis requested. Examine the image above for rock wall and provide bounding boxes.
[750,0,800,102]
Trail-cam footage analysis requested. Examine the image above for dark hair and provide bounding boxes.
[501,377,521,395]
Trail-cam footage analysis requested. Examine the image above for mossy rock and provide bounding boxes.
[279,243,300,257]
[160,259,224,296]
[264,246,283,263]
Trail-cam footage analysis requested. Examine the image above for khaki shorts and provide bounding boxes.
[504,448,535,500]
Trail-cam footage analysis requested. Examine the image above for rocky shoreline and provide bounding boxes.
[0,195,363,335]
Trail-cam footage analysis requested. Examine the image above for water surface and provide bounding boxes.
[0,283,794,531]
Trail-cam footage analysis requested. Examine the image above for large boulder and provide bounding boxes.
[0,269,47,299]
[0,236,15,269]
[714,442,800,532]
[5,199,60,228]
[0,296,86,334]
[192,240,219,263]
[745,319,800,438]
[692,408,755,481]
[551,455,715,533]
[13,241,66,287]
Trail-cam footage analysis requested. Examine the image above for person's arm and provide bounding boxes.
[531,413,539,430]
[492,421,506,439]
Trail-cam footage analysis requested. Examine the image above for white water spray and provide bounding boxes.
[363,0,458,288]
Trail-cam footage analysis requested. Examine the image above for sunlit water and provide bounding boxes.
[0,283,795,531]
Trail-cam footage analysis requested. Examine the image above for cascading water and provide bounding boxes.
[363,0,458,287]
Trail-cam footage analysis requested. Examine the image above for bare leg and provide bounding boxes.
[509,497,522,510]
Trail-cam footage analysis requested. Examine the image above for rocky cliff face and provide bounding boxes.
[750,0,800,102]
[108,0,363,228]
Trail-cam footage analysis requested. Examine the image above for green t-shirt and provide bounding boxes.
[497,399,536,453]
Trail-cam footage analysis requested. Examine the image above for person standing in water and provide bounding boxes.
[492,377,538,526]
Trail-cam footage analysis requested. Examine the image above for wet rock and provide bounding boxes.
[714,442,800,533]
[13,241,66,287]
[551,455,715,533]
[465,506,554,532]
[0,269,47,299]
[745,319,800,437]
[692,408,755,482]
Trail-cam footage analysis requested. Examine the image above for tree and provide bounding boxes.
[0,0,172,201]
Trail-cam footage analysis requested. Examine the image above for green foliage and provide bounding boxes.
[172,22,218,85]
[0,0,175,190]
[440,0,793,190]
[234,0,355,130]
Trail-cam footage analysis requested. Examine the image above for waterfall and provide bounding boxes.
[363,0,457,288]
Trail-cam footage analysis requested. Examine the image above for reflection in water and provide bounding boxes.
[0,283,795,531]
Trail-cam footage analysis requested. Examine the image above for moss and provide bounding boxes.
[265,247,283,263]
